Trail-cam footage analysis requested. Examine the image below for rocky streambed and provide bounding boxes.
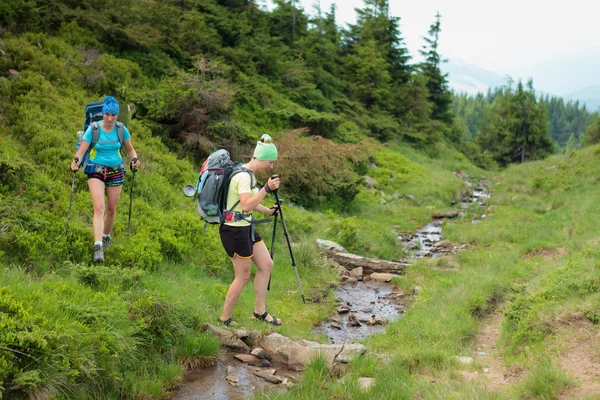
[174,172,491,399]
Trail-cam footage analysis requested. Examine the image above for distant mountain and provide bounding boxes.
[565,85,600,112]
[444,49,600,112]
[443,59,505,95]
[506,47,600,97]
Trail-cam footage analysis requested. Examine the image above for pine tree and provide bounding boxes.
[419,12,453,124]
[299,3,344,101]
[477,79,553,165]
[341,0,411,111]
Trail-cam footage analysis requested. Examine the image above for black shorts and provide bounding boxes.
[219,224,263,259]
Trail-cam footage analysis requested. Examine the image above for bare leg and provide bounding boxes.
[104,185,123,235]
[220,256,252,321]
[252,241,281,324]
[88,178,106,242]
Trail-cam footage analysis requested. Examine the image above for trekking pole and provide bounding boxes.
[65,157,79,238]
[272,175,305,304]
[126,161,137,237]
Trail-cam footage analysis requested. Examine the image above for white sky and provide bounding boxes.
[291,0,600,74]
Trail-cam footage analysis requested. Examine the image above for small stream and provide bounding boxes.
[314,280,406,344]
[315,173,491,343]
[174,172,491,398]
[172,353,299,400]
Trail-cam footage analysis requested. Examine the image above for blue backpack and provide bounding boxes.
[76,101,125,173]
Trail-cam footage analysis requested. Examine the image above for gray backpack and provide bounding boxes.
[195,149,253,224]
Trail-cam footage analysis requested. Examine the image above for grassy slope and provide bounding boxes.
[6,31,598,400]
[268,147,600,399]
[0,33,468,398]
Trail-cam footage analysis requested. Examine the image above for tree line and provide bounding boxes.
[453,82,600,167]
[2,0,598,170]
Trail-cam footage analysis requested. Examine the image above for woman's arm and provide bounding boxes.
[71,140,91,170]
[122,139,140,169]
[238,176,280,214]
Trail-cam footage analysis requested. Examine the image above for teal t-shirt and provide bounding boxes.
[83,122,131,167]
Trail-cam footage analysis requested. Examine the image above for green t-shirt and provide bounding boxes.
[224,171,259,227]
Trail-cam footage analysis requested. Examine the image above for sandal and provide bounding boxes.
[218,317,233,327]
[252,311,282,326]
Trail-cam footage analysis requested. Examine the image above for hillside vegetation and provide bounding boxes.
[1,1,600,399]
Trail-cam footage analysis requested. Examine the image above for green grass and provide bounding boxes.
[4,31,600,399]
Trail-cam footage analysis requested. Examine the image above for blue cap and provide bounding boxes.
[102,96,120,115]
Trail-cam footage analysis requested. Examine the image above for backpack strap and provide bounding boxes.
[82,122,102,168]
[116,122,125,158]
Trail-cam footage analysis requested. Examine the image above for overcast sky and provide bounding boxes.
[289,0,600,74]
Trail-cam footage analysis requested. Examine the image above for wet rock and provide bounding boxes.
[349,267,363,278]
[251,348,271,360]
[226,365,240,386]
[203,324,251,353]
[256,333,313,371]
[234,354,273,368]
[345,277,358,284]
[407,242,420,250]
[347,314,361,327]
[370,273,400,282]
[254,369,283,384]
[388,290,406,300]
[365,318,388,326]
[336,305,351,314]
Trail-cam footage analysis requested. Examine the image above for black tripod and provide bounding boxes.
[267,175,305,307]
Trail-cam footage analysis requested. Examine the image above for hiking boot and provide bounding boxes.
[93,244,104,263]
[102,235,111,248]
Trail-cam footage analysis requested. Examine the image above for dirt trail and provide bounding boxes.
[463,306,525,391]
[465,307,600,398]
[557,316,600,399]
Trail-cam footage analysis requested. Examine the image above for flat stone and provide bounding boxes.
[251,347,271,360]
[254,369,283,384]
[370,273,401,282]
[234,354,273,368]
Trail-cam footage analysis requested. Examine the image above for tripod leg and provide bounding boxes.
[274,191,305,304]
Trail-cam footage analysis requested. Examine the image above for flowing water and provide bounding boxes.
[174,174,491,399]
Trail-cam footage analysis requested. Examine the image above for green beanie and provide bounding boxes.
[253,134,278,161]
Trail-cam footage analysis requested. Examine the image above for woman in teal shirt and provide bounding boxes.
[71,96,141,263]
